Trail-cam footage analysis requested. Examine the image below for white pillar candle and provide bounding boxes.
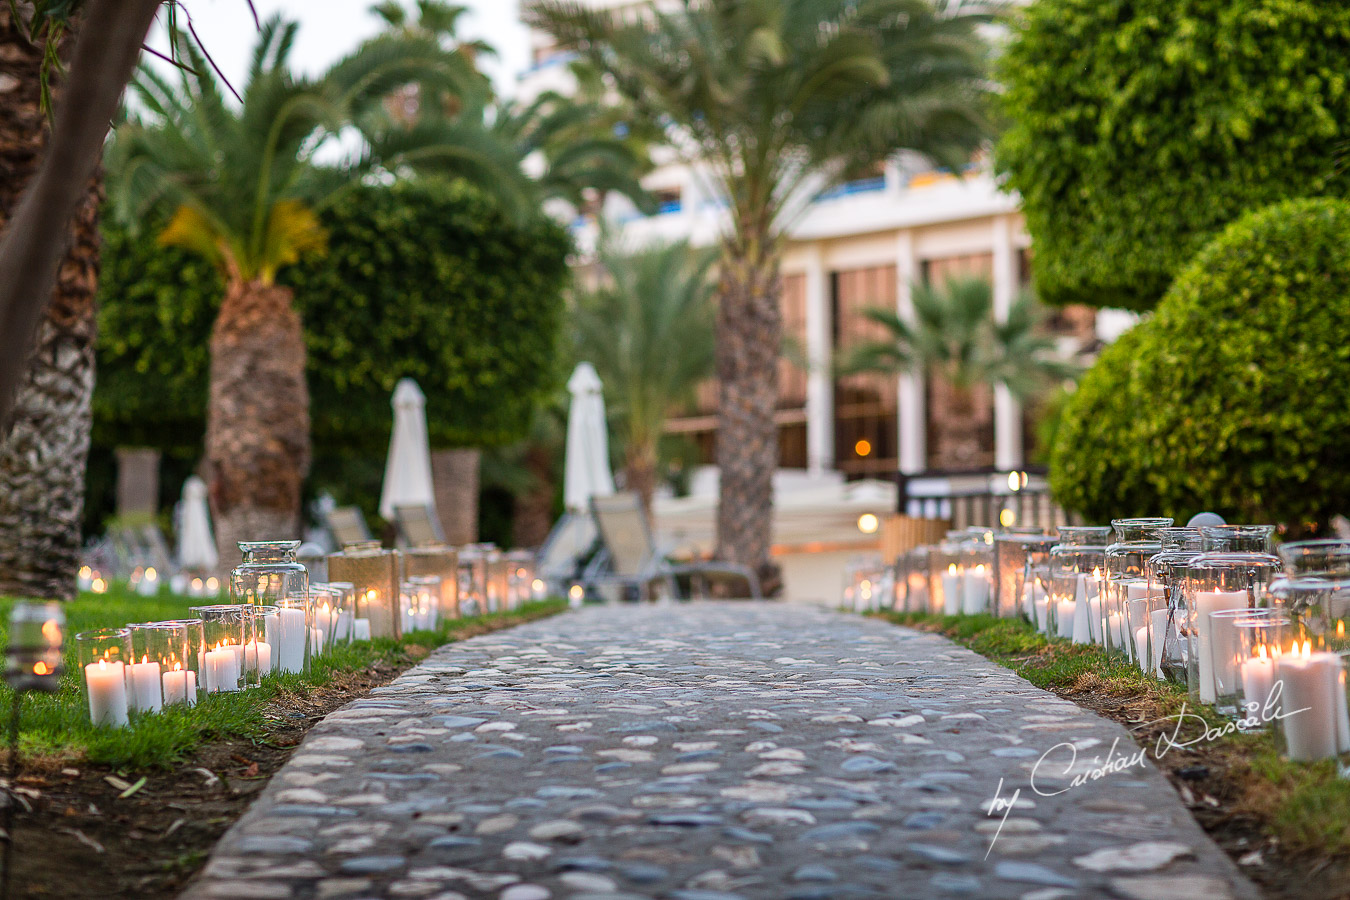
[908,575,928,613]
[941,565,962,616]
[1241,651,1276,719]
[85,659,129,727]
[276,607,307,674]
[353,618,372,641]
[205,643,241,692]
[1072,576,1092,644]
[1277,648,1343,761]
[1032,596,1049,634]
[244,640,272,675]
[1194,590,1246,703]
[310,626,325,655]
[962,565,989,615]
[1150,608,1171,678]
[264,612,280,651]
[1055,598,1075,639]
[1134,626,1150,673]
[335,610,353,642]
[129,656,162,713]
[162,666,197,706]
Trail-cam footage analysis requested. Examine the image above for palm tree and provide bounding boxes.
[0,6,103,600]
[573,238,717,513]
[843,276,1076,467]
[528,0,993,578]
[107,18,477,567]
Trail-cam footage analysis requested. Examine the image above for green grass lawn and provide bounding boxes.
[876,610,1350,859]
[0,585,566,769]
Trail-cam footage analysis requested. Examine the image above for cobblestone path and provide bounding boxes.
[185,603,1258,900]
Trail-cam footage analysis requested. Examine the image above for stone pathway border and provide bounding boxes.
[183,602,1260,900]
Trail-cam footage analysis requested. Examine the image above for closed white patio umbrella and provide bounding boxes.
[379,378,436,521]
[177,475,218,571]
[564,362,615,513]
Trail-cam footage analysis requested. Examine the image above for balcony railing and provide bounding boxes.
[814,176,887,203]
[896,466,1075,531]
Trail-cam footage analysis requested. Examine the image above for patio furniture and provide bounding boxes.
[587,492,761,601]
[537,512,600,595]
[394,504,446,548]
[325,505,372,548]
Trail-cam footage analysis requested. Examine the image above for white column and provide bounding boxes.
[896,231,925,474]
[803,244,834,476]
[992,214,1023,471]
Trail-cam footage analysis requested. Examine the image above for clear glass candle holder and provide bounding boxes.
[76,627,131,728]
[1105,518,1172,660]
[403,546,461,620]
[1184,552,1282,706]
[401,576,442,633]
[957,528,994,615]
[901,547,932,614]
[1049,526,1112,643]
[6,601,65,693]
[127,623,188,714]
[506,550,535,609]
[1125,591,1167,679]
[160,618,206,703]
[191,605,254,692]
[1233,614,1291,728]
[994,534,1054,621]
[272,596,313,675]
[328,541,401,640]
[1209,608,1284,718]
[458,545,490,616]
[1147,528,1205,685]
[310,584,352,650]
[486,550,509,612]
[1274,617,1350,768]
[231,540,309,608]
[147,622,196,708]
[929,531,967,616]
[1201,524,1276,553]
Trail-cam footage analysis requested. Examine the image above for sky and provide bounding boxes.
[149,0,531,96]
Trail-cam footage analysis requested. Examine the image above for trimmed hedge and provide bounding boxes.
[996,0,1350,311]
[90,179,571,528]
[1049,198,1350,528]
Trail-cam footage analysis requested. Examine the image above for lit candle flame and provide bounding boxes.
[1091,567,1101,579]
[1257,644,1267,661]
[947,564,957,575]
[41,619,61,643]
[33,662,49,675]
[1339,621,1345,639]
[1301,640,1312,659]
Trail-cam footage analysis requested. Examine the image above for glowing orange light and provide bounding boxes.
[854,439,872,457]
[32,662,50,675]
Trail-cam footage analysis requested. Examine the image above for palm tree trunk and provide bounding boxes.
[206,280,311,572]
[714,246,781,589]
[0,10,101,600]
[624,438,658,518]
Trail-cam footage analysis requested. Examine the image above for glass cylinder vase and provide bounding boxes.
[1201,524,1276,553]
[191,605,254,692]
[1048,526,1112,643]
[231,540,309,608]
[1104,518,1173,660]
[403,545,461,620]
[160,618,206,704]
[1183,552,1282,707]
[994,534,1054,621]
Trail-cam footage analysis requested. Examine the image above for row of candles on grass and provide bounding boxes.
[848,522,1350,769]
[77,540,543,728]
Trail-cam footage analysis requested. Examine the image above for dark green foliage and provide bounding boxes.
[1049,198,1350,528]
[282,179,571,453]
[91,179,570,526]
[996,0,1350,311]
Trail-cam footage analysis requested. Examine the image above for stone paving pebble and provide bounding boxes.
[183,603,1259,899]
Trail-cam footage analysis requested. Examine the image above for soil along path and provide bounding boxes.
[182,603,1258,900]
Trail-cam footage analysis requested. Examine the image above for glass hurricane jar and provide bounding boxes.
[76,627,130,728]
[1147,528,1205,685]
[994,534,1054,621]
[1201,524,1276,553]
[160,618,206,704]
[401,576,442,633]
[958,528,995,615]
[458,545,491,616]
[191,605,255,692]
[1183,552,1282,707]
[404,545,460,620]
[1104,518,1173,659]
[930,531,968,616]
[231,540,309,609]
[506,550,535,608]
[1234,613,1291,729]
[328,541,401,640]
[899,547,931,613]
[1048,526,1112,643]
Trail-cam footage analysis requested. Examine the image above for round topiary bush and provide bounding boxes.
[996,0,1350,311]
[1049,197,1350,528]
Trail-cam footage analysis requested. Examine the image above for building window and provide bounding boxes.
[653,187,682,215]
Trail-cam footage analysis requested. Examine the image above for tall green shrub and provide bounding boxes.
[91,179,571,528]
[996,0,1350,311]
[1049,198,1350,528]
